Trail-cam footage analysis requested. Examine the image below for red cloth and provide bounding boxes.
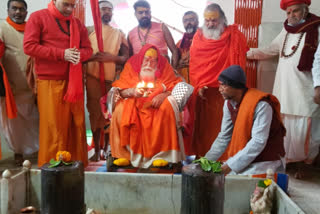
[284,13,320,71]
[90,0,105,95]
[280,0,311,10]
[23,4,92,83]
[0,39,4,58]
[6,17,26,32]
[185,25,248,155]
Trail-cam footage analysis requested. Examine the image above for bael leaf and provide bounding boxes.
[49,158,56,165]
[210,161,222,173]
[48,160,61,168]
[62,161,74,166]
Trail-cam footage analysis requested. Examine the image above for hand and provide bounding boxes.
[64,48,80,64]
[177,53,190,69]
[221,163,232,175]
[198,86,208,100]
[113,89,122,103]
[133,88,144,98]
[314,86,320,105]
[151,92,169,108]
[94,51,115,62]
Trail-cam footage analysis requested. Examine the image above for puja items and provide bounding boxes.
[136,80,154,97]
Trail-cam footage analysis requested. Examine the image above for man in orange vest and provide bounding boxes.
[205,65,286,175]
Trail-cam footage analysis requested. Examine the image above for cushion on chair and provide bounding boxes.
[171,82,194,111]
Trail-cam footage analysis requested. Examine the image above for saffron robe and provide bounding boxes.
[86,24,127,131]
[110,60,183,168]
[186,25,248,156]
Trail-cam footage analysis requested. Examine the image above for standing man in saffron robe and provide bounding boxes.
[109,44,184,168]
[176,11,199,83]
[186,3,248,157]
[128,0,179,68]
[247,0,320,177]
[24,0,93,167]
[205,65,286,175]
[0,0,39,165]
[86,0,129,161]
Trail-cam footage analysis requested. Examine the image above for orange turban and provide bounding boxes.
[280,0,311,10]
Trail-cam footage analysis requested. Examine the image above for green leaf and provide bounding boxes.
[62,161,74,166]
[48,160,61,168]
[210,161,222,173]
[49,158,56,165]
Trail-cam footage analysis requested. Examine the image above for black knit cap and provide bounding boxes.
[218,65,247,89]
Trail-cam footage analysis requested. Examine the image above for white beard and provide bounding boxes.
[202,23,225,40]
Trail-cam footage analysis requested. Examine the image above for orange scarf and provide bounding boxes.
[48,1,82,102]
[6,17,26,32]
[0,63,17,119]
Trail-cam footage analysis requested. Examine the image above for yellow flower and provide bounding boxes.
[56,151,72,162]
[264,179,272,187]
[113,158,130,166]
[152,159,169,167]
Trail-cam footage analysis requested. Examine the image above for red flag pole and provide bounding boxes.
[90,0,106,95]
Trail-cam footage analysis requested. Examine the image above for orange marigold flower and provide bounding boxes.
[56,151,72,162]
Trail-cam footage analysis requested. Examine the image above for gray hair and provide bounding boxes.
[205,3,228,26]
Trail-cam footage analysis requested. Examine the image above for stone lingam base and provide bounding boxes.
[0,160,305,214]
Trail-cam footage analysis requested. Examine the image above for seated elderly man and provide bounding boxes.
[108,44,189,168]
[205,65,286,175]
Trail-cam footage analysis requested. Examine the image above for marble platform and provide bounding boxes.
[1,162,305,214]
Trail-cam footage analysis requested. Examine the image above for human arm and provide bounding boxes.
[162,24,178,69]
[23,13,66,61]
[247,29,285,60]
[312,42,320,105]
[205,101,234,161]
[93,43,129,65]
[119,87,144,98]
[225,101,273,173]
[151,91,171,108]
[127,35,134,57]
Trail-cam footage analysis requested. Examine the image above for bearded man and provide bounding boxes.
[186,3,248,157]
[128,0,179,68]
[24,0,93,167]
[108,44,185,168]
[247,0,320,172]
[176,11,199,83]
[0,0,39,165]
[86,0,129,161]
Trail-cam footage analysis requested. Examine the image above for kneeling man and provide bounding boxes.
[109,44,185,168]
[205,65,286,175]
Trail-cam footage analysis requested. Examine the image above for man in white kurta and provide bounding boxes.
[0,0,39,164]
[247,0,320,165]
